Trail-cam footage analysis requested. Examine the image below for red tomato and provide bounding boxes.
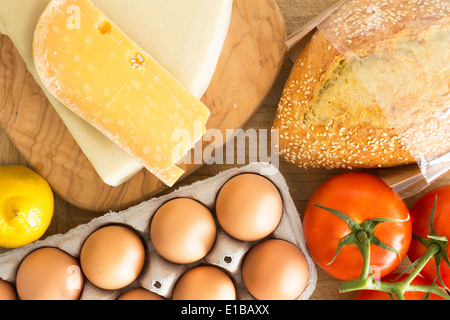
[303,173,412,281]
[407,185,450,288]
[354,273,445,300]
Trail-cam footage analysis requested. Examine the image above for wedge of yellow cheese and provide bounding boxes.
[33,0,211,186]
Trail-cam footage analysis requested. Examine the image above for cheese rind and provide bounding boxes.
[33,0,211,186]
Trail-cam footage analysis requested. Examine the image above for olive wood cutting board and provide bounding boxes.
[0,0,287,212]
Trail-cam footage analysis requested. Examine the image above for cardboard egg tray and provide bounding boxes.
[0,162,317,300]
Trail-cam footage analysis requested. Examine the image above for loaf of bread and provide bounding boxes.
[273,0,449,170]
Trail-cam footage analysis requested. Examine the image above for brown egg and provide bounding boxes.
[150,198,216,264]
[216,173,283,241]
[16,247,84,300]
[0,279,17,300]
[172,265,236,300]
[242,239,309,300]
[80,225,146,290]
[117,288,165,300]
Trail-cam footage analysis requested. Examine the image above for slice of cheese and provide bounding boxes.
[93,0,233,100]
[0,0,233,186]
[33,0,211,186]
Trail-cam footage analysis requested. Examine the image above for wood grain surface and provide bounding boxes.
[0,0,449,300]
[0,0,287,212]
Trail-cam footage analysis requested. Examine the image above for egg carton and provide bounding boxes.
[0,162,317,300]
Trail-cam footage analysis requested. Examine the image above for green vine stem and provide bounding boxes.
[339,231,449,300]
[314,201,450,300]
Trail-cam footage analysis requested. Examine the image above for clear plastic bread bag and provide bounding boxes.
[316,0,449,185]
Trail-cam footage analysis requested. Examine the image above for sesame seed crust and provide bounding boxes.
[273,0,449,170]
[320,0,450,56]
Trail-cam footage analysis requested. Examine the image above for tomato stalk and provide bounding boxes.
[337,231,374,292]
[339,232,447,300]
[409,196,450,291]
[315,202,450,300]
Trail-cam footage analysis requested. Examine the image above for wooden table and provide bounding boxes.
[0,0,449,300]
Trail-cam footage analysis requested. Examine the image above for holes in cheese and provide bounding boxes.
[129,52,146,70]
[97,21,112,35]
[33,0,211,187]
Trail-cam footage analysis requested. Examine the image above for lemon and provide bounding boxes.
[0,165,54,248]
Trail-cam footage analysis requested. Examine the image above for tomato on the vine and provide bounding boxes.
[354,273,445,300]
[407,185,450,289]
[303,173,412,281]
